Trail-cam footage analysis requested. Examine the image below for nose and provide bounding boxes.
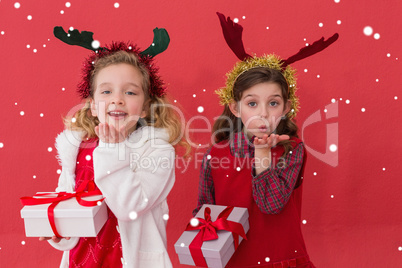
[259,106,268,118]
[111,92,124,105]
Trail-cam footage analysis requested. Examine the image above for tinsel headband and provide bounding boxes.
[53,26,170,99]
[215,12,339,118]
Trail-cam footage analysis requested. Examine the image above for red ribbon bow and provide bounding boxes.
[20,180,104,238]
[185,206,247,267]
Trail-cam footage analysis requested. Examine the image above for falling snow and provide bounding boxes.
[190,218,199,227]
[129,211,138,220]
[363,26,373,36]
[92,40,100,49]
[329,144,338,152]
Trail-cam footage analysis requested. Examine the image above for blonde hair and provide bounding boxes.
[65,50,190,155]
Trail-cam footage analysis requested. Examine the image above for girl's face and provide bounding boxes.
[229,82,290,138]
[90,63,146,132]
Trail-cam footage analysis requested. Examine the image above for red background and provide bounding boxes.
[1,0,401,267]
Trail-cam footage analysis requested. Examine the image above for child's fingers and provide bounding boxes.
[103,124,109,140]
[94,126,100,137]
[277,135,290,142]
[108,124,117,142]
[51,236,62,243]
[268,134,290,147]
[119,125,128,140]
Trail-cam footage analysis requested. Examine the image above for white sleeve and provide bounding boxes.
[48,237,80,251]
[93,140,175,221]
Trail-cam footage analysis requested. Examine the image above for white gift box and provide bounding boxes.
[174,204,249,268]
[20,193,108,237]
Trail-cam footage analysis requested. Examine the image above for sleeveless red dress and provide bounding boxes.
[209,138,314,267]
[69,139,122,268]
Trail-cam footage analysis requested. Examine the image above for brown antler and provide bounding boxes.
[282,33,339,68]
[216,12,251,61]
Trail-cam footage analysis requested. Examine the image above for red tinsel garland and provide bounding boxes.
[77,41,166,99]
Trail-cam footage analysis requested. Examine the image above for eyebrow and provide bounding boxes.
[243,94,283,98]
[98,82,141,88]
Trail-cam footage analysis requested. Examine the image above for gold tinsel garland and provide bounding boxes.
[215,54,299,118]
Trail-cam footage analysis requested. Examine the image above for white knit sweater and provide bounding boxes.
[48,126,175,268]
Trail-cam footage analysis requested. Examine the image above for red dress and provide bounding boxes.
[69,139,122,268]
[209,138,314,267]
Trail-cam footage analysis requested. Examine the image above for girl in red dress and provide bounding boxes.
[40,27,189,268]
[193,13,338,267]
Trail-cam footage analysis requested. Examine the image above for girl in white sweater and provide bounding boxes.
[41,29,188,268]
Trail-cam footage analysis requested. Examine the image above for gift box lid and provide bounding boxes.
[20,194,105,218]
[175,204,249,259]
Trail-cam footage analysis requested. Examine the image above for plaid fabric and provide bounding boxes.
[194,131,304,215]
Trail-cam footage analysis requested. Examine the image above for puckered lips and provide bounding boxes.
[258,125,268,132]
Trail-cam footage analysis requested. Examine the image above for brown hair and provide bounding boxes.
[65,51,190,155]
[212,67,298,155]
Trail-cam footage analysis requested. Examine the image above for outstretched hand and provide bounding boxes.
[253,133,290,149]
[95,123,129,143]
[253,134,290,175]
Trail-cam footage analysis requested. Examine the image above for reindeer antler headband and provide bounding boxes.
[53,26,170,99]
[215,12,339,118]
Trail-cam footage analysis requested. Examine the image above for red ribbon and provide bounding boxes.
[20,180,104,238]
[185,206,247,267]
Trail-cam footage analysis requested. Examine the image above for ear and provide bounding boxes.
[90,99,98,117]
[140,99,150,119]
[282,100,291,116]
[140,109,147,119]
[228,101,241,118]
